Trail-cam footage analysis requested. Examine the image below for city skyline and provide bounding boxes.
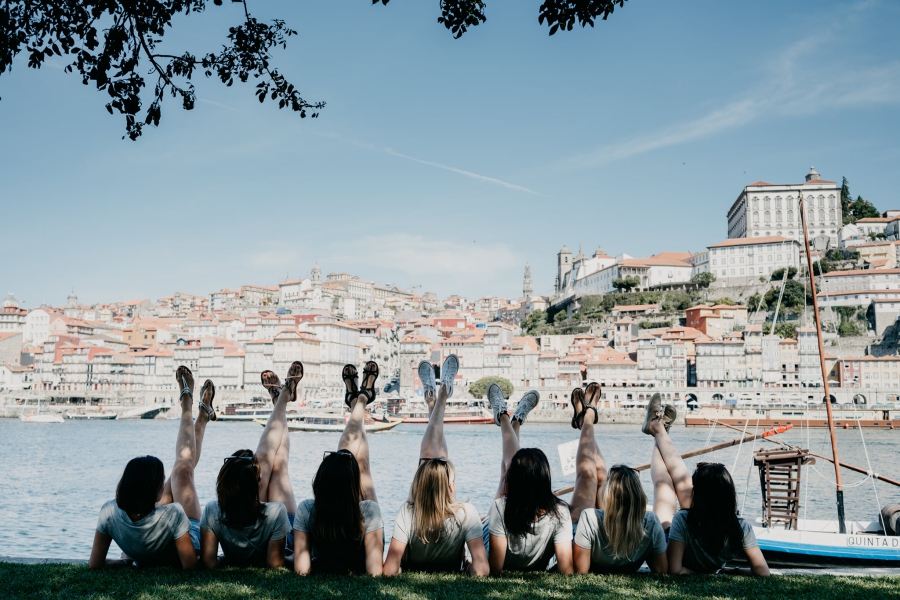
[2,0,899,304]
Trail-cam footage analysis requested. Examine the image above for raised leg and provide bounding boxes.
[266,426,297,511]
[419,384,449,460]
[569,414,607,524]
[494,413,521,499]
[256,378,291,503]
[338,394,377,503]
[649,419,692,529]
[158,370,206,521]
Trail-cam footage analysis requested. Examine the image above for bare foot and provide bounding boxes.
[199,379,216,422]
[176,366,194,409]
[261,370,281,404]
[282,361,304,402]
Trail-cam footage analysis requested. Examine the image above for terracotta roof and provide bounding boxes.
[823,268,900,277]
[0,332,22,341]
[708,236,796,248]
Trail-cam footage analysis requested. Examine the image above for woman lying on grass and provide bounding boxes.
[569,383,668,575]
[89,366,216,569]
[198,362,303,569]
[643,393,770,576]
[484,383,573,574]
[383,355,489,577]
[292,362,384,576]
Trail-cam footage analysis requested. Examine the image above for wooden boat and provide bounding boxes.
[255,412,402,433]
[685,405,900,429]
[754,518,900,567]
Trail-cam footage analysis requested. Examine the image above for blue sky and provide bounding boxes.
[2,0,899,306]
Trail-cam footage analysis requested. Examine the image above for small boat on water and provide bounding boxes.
[65,409,118,420]
[754,518,900,567]
[256,412,402,433]
[686,404,900,429]
[19,413,64,424]
[398,399,493,424]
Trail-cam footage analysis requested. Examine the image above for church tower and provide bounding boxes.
[523,264,533,300]
[557,245,572,293]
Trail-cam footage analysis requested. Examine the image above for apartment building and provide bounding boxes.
[707,237,801,285]
[817,269,900,308]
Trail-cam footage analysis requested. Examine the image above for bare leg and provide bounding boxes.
[495,413,521,499]
[266,426,297,511]
[569,414,607,524]
[649,419,692,529]
[158,369,205,521]
[338,394,377,503]
[419,384,449,460]
[256,373,292,503]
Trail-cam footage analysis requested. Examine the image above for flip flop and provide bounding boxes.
[359,361,379,405]
[176,365,193,400]
[198,379,216,421]
[342,364,359,407]
[583,382,600,425]
[284,361,304,401]
[570,387,585,430]
[260,370,282,403]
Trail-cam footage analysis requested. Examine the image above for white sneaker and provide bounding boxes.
[418,361,436,398]
[486,382,507,426]
[512,390,540,424]
[440,354,459,398]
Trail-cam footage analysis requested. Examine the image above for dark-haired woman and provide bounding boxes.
[89,366,216,569]
[569,384,668,574]
[643,395,769,576]
[292,361,384,575]
[199,362,302,569]
[383,355,489,577]
[484,383,573,574]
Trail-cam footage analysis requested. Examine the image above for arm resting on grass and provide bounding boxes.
[88,530,127,569]
[488,534,507,575]
[666,540,694,574]
[383,538,406,576]
[293,531,312,575]
[647,551,667,574]
[266,538,286,569]
[554,541,574,575]
[175,533,200,570]
[200,529,218,570]
[718,547,770,577]
[465,537,489,577]
[364,529,384,576]
[573,543,592,575]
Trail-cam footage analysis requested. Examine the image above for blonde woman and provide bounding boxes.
[569,383,667,574]
[383,355,489,576]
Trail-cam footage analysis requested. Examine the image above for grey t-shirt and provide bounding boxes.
[487,498,572,571]
[574,509,667,572]
[668,509,758,573]
[200,500,291,566]
[392,501,483,572]
[96,500,191,566]
[292,499,383,573]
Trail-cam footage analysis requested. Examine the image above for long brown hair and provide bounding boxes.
[601,465,647,559]
[409,458,463,544]
[312,450,364,544]
[687,463,744,556]
[504,448,566,536]
[217,450,264,528]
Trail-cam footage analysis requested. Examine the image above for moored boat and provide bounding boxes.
[685,405,900,428]
[256,412,402,433]
[398,399,493,424]
[65,409,118,420]
[19,413,64,423]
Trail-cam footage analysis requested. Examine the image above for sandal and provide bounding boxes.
[570,387,585,430]
[359,361,379,405]
[583,382,600,425]
[176,365,193,400]
[342,364,359,407]
[284,361,304,401]
[198,379,216,421]
[260,370,282,403]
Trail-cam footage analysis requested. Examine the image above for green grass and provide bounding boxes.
[1,564,899,600]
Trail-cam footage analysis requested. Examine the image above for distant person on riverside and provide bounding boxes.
[383,355,489,576]
[483,383,573,574]
[567,383,668,574]
[198,362,303,569]
[88,366,217,569]
[642,393,770,576]
[292,361,385,575]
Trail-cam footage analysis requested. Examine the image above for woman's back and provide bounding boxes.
[96,500,189,566]
[574,509,666,572]
[200,500,291,566]
[392,501,482,572]
[668,509,757,573]
[487,498,572,571]
[293,498,383,573]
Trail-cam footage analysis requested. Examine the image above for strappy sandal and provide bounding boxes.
[198,379,216,421]
[176,366,193,400]
[260,370,282,403]
[359,361,379,406]
[342,364,359,407]
[283,361,304,401]
[583,382,601,425]
[570,387,585,430]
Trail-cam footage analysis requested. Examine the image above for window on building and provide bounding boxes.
[818,195,825,207]
[765,210,771,222]
[753,211,759,224]
[819,210,825,223]
[776,210,782,222]
[775,197,782,209]
[765,197,771,210]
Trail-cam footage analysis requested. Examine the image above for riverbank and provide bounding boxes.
[1,562,898,600]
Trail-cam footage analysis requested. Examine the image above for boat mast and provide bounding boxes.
[798,190,846,534]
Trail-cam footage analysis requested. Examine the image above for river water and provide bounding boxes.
[1,418,898,560]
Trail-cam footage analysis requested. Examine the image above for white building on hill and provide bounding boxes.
[707,236,802,285]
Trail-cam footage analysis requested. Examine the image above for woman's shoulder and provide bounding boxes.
[359,499,381,514]
[262,501,287,518]
[296,499,315,514]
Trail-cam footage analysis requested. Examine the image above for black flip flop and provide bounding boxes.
[359,361,379,405]
[570,387,585,430]
[342,364,359,407]
[583,382,601,425]
[260,370,282,403]
[199,379,216,421]
[284,361,304,401]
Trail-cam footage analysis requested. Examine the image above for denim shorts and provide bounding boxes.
[286,513,295,555]
[188,518,201,552]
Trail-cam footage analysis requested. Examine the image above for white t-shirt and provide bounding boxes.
[200,500,291,566]
[391,502,482,572]
[574,509,667,572]
[96,500,190,566]
[487,498,572,571]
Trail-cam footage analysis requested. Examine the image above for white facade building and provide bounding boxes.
[707,236,801,285]
[24,308,52,345]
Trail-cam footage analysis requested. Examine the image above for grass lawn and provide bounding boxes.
[2,563,899,600]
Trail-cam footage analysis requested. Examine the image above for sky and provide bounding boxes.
[1,0,899,307]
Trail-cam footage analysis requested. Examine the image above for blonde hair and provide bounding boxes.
[409,459,462,544]
[601,465,647,559]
